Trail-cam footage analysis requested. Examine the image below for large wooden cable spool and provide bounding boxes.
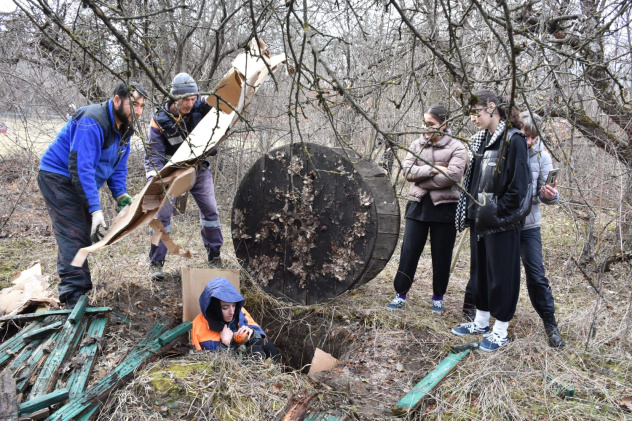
[231,142,400,305]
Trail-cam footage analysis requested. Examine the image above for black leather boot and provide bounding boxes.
[542,313,566,348]
[149,261,165,281]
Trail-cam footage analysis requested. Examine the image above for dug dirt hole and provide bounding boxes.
[253,306,356,372]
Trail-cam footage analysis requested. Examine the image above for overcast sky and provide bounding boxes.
[0,0,16,14]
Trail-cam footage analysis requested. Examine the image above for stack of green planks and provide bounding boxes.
[0,296,192,420]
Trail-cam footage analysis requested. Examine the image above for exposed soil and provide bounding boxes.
[2,154,631,420]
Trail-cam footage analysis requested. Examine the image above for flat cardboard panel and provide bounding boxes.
[308,348,339,375]
[181,268,240,322]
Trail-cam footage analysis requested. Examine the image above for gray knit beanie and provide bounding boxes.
[170,73,198,96]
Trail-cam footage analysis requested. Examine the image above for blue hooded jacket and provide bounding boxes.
[192,277,265,351]
[39,100,131,213]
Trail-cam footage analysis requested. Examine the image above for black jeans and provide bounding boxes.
[463,227,477,312]
[520,227,556,316]
[38,171,92,303]
[393,218,457,297]
[464,226,556,318]
[472,223,521,322]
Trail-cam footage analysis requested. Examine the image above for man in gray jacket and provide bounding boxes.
[519,111,565,347]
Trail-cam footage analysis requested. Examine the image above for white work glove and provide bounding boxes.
[90,210,108,244]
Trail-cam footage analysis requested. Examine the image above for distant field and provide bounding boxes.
[0,117,64,157]
[0,117,146,157]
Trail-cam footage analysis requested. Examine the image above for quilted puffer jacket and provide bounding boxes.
[403,129,467,205]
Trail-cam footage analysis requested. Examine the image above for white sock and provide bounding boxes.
[492,321,509,338]
[474,310,490,329]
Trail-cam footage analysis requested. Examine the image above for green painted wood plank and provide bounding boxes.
[67,296,88,324]
[15,332,61,394]
[157,322,194,346]
[28,311,88,399]
[44,320,168,421]
[8,338,44,374]
[67,317,108,400]
[22,321,63,342]
[19,319,87,396]
[18,388,68,416]
[0,321,46,368]
[0,320,45,354]
[48,321,192,421]
[0,308,111,323]
[392,350,470,415]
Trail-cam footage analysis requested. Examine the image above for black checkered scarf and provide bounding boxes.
[455,120,507,232]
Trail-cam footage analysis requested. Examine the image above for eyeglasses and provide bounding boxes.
[469,107,486,117]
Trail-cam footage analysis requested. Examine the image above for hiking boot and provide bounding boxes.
[462,307,476,322]
[431,299,444,314]
[451,321,490,337]
[542,313,566,348]
[386,296,406,311]
[149,261,165,281]
[478,331,509,352]
[207,250,222,267]
[64,291,85,309]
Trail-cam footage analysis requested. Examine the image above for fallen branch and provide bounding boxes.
[571,257,601,296]
[601,250,632,272]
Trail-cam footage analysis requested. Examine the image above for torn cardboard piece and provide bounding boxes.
[148,219,193,259]
[0,264,60,317]
[71,38,287,267]
[308,348,339,375]
[181,268,240,322]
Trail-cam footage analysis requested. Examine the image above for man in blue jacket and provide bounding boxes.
[145,73,223,280]
[38,81,148,308]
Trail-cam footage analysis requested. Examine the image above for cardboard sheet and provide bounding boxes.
[0,264,60,317]
[181,268,240,322]
[308,348,339,375]
[71,39,286,267]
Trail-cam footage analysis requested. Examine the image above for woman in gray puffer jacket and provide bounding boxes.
[386,105,467,313]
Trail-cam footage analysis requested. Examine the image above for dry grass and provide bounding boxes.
[0,137,631,419]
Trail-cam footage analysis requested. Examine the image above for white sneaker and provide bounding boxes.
[386,296,406,310]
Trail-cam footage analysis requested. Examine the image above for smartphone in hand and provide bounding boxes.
[546,168,559,187]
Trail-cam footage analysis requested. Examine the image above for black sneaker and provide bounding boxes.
[207,250,222,267]
[149,261,165,281]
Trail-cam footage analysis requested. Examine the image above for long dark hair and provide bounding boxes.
[425,104,449,126]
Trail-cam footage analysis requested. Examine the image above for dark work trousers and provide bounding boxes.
[150,164,223,262]
[246,337,279,361]
[520,227,556,317]
[473,222,522,322]
[37,171,92,303]
[462,227,477,312]
[393,218,457,297]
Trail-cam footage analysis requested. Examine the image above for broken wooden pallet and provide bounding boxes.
[66,316,108,400]
[49,321,192,420]
[29,296,90,399]
[0,302,111,419]
[0,307,111,324]
[1,303,191,420]
[0,320,47,368]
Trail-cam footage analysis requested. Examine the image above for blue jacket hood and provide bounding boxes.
[199,277,245,332]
